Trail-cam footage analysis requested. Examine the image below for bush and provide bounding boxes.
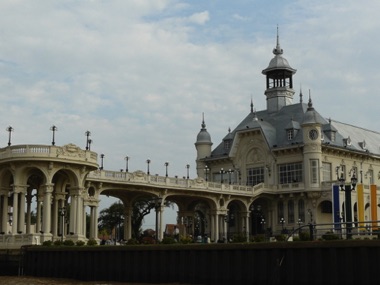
[53,240,63,246]
[76,240,85,246]
[87,239,98,246]
[161,236,176,244]
[63,239,75,246]
[299,231,310,241]
[141,236,156,244]
[42,240,52,246]
[322,231,340,240]
[125,238,139,245]
[231,233,247,243]
[252,234,266,242]
[180,235,193,244]
[275,234,286,242]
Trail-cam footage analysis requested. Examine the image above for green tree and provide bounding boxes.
[98,198,174,240]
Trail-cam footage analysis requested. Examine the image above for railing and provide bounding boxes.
[286,220,380,241]
[87,170,272,196]
[0,144,97,165]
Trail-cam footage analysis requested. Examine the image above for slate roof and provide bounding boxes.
[208,101,380,158]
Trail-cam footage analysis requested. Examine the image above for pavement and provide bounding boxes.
[1,276,191,285]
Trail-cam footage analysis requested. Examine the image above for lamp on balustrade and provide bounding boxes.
[50,125,57,146]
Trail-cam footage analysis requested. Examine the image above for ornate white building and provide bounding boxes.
[195,32,380,237]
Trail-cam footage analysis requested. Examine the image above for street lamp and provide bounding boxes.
[146,159,151,175]
[154,196,163,243]
[50,125,57,146]
[338,171,357,239]
[280,217,285,232]
[6,126,13,146]
[164,162,169,177]
[186,164,190,179]
[100,154,104,170]
[228,169,234,184]
[220,168,226,183]
[204,165,209,182]
[88,139,92,150]
[261,218,266,234]
[59,206,66,242]
[297,218,303,235]
[85,130,91,150]
[125,156,129,172]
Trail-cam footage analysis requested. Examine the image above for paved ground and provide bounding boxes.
[1,276,191,285]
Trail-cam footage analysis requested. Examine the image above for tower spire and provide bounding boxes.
[250,97,254,113]
[273,25,283,55]
[201,112,206,129]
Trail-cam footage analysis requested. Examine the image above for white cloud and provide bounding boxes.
[188,11,210,25]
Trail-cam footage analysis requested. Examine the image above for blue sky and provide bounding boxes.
[0,0,379,227]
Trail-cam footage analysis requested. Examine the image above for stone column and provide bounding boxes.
[159,205,164,241]
[42,184,54,235]
[18,191,26,233]
[11,192,18,234]
[1,192,8,234]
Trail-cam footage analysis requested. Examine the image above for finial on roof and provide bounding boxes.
[250,97,254,113]
[307,89,314,110]
[299,84,303,103]
[253,108,258,121]
[273,25,283,55]
[201,112,206,129]
[228,127,231,133]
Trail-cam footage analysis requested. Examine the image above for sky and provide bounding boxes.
[1,0,380,228]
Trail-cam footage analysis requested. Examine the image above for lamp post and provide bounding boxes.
[186,164,190,179]
[164,162,169,177]
[6,126,13,146]
[228,169,233,184]
[100,154,104,170]
[88,139,92,150]
[261,218,266,234]
[59,206,66,242]
[146,159,151,175]
[85,130,91,150]
[297,218,302,235]
[154,196,163,243]
[204,165,209,182]
[220,168,225,183]
[280,217,285,232]
[338,172,357,239]
[125,156,129,172]
[50,125,57,146]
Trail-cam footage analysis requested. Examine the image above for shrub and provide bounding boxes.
[275,234,286,242]
[299,231,310,241]
[141,236,155,244]
[53,240,63,246]
[161,236,176,244]
[63,239,75,246]
[322,231,340,240]
[76,240,85,246]
[180,235,193,244]
[252,235,266,242]
[231,233,247,243]
[87,239,98,246]
[42,240,52,246]
[125,238,139,245]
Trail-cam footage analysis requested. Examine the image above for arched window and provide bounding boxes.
[288,200,294,223]
[298,199,305,222]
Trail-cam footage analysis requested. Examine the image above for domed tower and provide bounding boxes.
[262,28,297,113]
[301,96,324,190]
[195,113,212,178]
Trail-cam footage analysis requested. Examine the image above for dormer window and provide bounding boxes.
[287,129,294,140]
[224,140,231,150]
[359,140,367,150]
